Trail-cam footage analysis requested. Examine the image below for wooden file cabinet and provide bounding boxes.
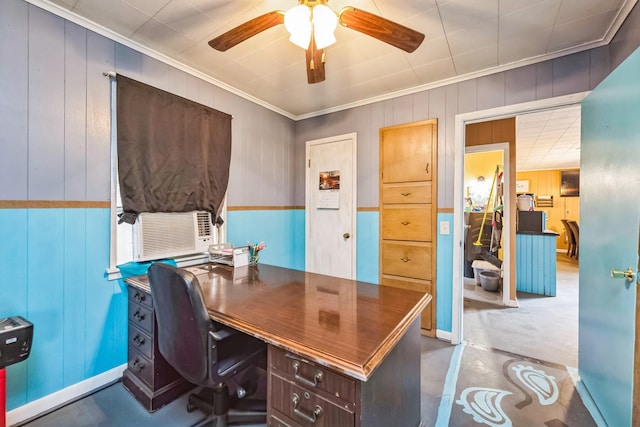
[380,120,437,335]
[122,284,194,412]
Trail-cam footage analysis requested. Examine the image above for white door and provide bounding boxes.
[305,133,357,279]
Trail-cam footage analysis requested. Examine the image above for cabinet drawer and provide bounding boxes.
[270,375,354,427]
[381,276,433,330]
[128,303,153,334]
[128,286,152,309]
[381,205,432,241]
[269,347,356,405]
[382,182,432,204]
[128,347,154,388]
[269,414,300,427]
[382,241,432,280]
[128,324,153,359]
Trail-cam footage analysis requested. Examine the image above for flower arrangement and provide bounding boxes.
[248,241,266,265]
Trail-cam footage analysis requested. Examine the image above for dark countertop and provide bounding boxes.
[516,230,559,236]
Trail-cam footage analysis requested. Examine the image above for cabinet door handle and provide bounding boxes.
[133,335,145,347]
[400,192,411,197]
[401,221,411,226]
[292,360,324,387]
[426,162,430,173]
[133,310,145,322]
[134,292,145,303]
[292,393,323,424]
[131,359,145,372]
[400,257,411,263]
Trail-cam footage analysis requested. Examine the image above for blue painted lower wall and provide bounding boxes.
[226,209,454,333]
[0,208,127,411]
[1,207,453,412]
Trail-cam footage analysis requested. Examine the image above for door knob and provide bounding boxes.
[343,233,350,239]
[610,267,635,282]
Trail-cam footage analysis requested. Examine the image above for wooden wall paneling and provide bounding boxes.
[457,79,477,114]
[477,73,506,111]
[62,209,88,385]
[27,209,65,396]
[413,90,429,123]
[393,94,414,125]
[115,44,142,80]
[0,0,29,201]
[28,7,65,201]
[552,53,591,97]
[535,61,554,99]
[443,85,458,209]
[64,23,88,201]
[505,65,537,105]
[86,32,113,201]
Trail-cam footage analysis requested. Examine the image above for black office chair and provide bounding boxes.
[148,263,267,427]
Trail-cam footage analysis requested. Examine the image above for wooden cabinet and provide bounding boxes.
[122,285,194,412]
[380,119,437,335]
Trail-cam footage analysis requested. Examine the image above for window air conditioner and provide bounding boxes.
[132,211,214,261]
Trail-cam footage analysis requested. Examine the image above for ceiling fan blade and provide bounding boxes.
[306,36,326,84]
[338,7,425,53]
[208,11,284,51]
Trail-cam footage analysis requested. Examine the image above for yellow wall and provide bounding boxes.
[464,151,503,210]
[516,169,580,250]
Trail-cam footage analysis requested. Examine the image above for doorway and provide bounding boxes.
[463,147,507,306]
[305,133,357,280]
[451,92,589,345]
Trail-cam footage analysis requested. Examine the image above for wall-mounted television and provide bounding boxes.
[560,170,579,197]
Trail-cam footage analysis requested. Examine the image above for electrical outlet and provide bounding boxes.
[440,221,450,235]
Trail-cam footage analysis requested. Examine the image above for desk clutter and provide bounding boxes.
[208,243,249,267]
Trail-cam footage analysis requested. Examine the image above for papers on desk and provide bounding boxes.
[208,244,249,267]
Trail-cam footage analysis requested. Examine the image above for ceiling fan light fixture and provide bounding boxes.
[312,4,337,49]
[285,5,312,49]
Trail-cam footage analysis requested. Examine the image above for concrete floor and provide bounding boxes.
[463,253,579,367]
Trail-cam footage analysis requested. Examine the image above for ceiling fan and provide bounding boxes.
[208,0,425,84]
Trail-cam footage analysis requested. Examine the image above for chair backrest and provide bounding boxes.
[561,219,575,245]
[148,263,211,385]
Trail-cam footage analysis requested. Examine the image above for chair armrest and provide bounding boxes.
[209,326,237,341]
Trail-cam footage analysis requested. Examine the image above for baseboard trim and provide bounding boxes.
[436,330,452,342]
[7,364,127,426]
[567,367,608,427]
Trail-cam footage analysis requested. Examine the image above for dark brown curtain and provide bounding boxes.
[116,75,231,225]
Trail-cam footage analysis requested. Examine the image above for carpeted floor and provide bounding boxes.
[450,343,596,427]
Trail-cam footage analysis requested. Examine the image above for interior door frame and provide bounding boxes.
[305,133,358,279]
[451,92,589,345]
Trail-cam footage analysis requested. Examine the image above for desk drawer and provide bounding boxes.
[128,347,153,388]
[270,375,354,427]
[269,347,356,405]
[128,303,153,334]
[128,286,152,309]
[128,324,153,359]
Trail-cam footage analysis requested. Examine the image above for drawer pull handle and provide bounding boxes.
[132,335,145,347]
[134,292,145,303]
[401,221,411,226]
[292,360,324,387]
[400,257,411,263]
[131,359,145,372]
[133,310,145,322]
[292,393,323,423]
[401,192,411,197]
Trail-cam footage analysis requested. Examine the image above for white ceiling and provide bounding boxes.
[37,0,632,169]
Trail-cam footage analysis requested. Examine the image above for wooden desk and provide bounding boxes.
[125,264,431,426]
